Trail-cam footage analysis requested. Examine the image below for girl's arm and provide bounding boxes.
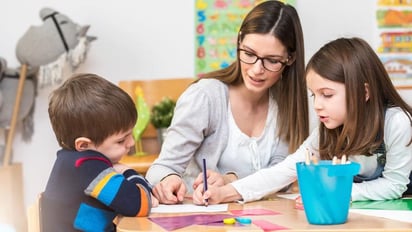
[352,108,412,200]
[197,130,319,203]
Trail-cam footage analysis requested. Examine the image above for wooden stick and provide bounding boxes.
[3,64,27,166]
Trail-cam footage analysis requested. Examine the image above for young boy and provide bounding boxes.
[42,73,158,231]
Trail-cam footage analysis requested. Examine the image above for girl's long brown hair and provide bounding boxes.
[306,37,412,160]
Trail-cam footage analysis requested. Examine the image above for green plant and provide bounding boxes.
[150,97,176,128]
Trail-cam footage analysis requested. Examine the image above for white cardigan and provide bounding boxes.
[146,78,288,190]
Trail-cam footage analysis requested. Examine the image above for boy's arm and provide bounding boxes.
[123,169,153,193]
[84,164,152,217]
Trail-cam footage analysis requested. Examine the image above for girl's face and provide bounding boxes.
[89,128,135,163]
[306,69,347,129]
[239,34,289,93]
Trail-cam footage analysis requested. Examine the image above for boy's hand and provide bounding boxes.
[113,163,130,174]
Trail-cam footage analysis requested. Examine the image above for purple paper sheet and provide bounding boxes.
[149,213,233,231]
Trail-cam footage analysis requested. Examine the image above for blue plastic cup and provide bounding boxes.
[296,160,360,225]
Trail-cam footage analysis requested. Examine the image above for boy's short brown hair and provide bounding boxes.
[48,73,137,150]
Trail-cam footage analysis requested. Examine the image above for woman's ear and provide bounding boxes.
[75,137,92,151]
[364,83,370,102]
[286,52,296,66]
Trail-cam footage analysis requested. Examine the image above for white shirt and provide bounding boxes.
[218,96,283,179]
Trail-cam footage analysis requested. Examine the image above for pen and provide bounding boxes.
[202,158,208,207]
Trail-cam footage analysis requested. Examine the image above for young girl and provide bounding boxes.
[193,37,412,204]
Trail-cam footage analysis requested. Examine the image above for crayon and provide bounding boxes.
[305,148,311,165]
[332,156,338,165]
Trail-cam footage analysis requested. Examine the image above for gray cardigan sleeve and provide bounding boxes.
[146,79,229,186]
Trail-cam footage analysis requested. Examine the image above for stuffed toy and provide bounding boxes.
[0,7,96,145]
[16,7,96,88]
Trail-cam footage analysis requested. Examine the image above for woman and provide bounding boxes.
[146,0,309,204]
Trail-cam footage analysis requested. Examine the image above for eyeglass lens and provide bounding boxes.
[238,49,285,72]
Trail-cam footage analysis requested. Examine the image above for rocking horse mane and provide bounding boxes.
[0,7,95,142]
[16,7,96,68]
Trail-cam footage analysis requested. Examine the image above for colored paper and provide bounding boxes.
[149,213,233,231]
[253,220,289,231]
[230,208,279,216]
[351,198,412,211]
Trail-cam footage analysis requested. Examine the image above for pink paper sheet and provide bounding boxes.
[253,220,289,231]
[230,208,280,216]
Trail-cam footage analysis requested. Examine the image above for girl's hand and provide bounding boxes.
[192,170,225,191]
[192,183,240,205]
[295,195,304,210]
[192,184,221,205]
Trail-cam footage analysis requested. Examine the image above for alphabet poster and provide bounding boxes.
[195,0,295,77]
[376,0,412,88]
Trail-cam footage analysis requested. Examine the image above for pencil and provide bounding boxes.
[332,156,338,165]
[305,148,311,165]
[341,154,347,164]
[202,158,208,206]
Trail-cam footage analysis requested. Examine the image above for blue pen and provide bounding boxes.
[202,158,208,206]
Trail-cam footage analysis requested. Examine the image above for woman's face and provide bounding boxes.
[306,69,347,129]
[239,33,289,93]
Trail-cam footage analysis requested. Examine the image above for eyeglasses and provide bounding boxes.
[238,49,289,72]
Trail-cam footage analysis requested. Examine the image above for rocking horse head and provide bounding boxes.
[0,7,95,143]
[16,7,96,67]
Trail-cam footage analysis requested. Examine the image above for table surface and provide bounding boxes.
[116,197,412,232]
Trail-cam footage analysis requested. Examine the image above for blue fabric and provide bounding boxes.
[74,203,116,232]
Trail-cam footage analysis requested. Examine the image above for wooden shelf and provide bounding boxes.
[120,153,159,176]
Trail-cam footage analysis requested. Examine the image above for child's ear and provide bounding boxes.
[75,137,92,151]
[364,83,370,102]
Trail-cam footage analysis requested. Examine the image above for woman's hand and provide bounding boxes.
[192,170,225,191]
[152,174,187,204]
[151,194,159,207]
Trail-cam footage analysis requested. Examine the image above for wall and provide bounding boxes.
[0,0,411,214]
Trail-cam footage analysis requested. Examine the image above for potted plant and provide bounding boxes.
[150,97,176,144]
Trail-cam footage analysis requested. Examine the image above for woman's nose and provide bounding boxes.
[251,59,265,74]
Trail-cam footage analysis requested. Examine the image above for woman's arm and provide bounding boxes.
[146,82,214,184]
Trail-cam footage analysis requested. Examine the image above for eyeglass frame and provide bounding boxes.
[237,48,292,72]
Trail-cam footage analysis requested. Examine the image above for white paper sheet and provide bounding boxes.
[278,194,412,223]
[349,209,412,223]
[151,203,229,213]
[276,193,300,200]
